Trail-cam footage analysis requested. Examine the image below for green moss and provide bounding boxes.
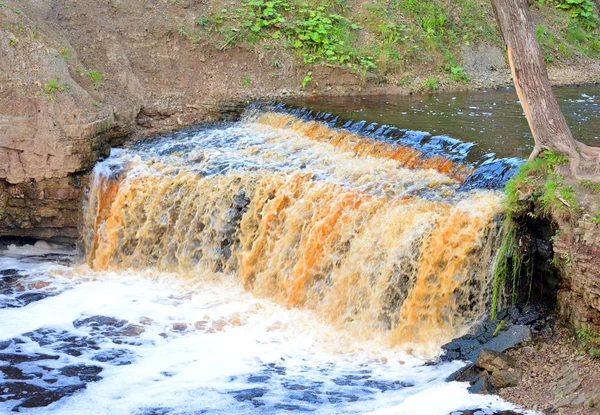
[493,150,579,316]
[580,180,600,192]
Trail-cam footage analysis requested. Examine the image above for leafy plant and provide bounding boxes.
[243,76,252,86]
[554,0,598,29]
[424,76,439,91]
[59,47,70,60]
[592,210,600,224]
[450,66,469,82]
[42,75,71,101]
[301,70,312,88]
[577,326,600,358]
[85,69,104,85]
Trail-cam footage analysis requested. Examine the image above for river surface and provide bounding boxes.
[4,86,597,414]
[286,85,600,161]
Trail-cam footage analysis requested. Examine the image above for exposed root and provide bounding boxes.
[573,142,600,180]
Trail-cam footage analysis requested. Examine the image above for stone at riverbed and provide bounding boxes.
[475,348,522,388]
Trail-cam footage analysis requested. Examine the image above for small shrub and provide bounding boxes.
[450,66,469,83]
[424,76,439,91]
[577,326,600,358]
[301,70,312,88]
[42,75,71,101]
[59,47,70,60]
[85,69,104,85]
[243,76,252,87]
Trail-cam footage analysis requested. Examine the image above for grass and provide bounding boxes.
[492,150,580,317]
[577,326,600,359]
[179,0,600,85]
[59,47,69,60]
[85,69,104,86]
[42,75,71,101]
[424,76,439,91]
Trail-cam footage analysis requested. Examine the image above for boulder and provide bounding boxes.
[475,348,522,388]
[482,324,531,353]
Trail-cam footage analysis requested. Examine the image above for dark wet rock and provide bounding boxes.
[135,408,173,415]
[482,325,531,353]
[74,315,127,329]
[73,315,146,338]
[449,410,523,415]
[1,291,57,308]
[247,374,270,383]
[92,348,134,365]
[442,337,482,362]
[0,352,60,364]
[509,307,520,322]
[13,384,86,409]
[446,363,480,383]
[171,322,188,332]
[0,365,40,380]
[282,381,323,391]
[274,403,312,411]
[59,364,103,382]
[363,379,413,391]
[475,348,521,388]
[0,382,48,402]
[24,328,101,357]
[290,390,321,404]
[0,269,20,277]
[517,307,542,325]
[332,374,369,386]
[467,371,497,395]
[325,391,359,403]
[230,387,267,407]
[266,363,286,375]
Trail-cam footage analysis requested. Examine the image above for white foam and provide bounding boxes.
[0,247,535,414]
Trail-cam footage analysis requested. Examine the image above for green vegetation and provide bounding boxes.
[42,75,71,101]
[580,179,600,192]
[492,151,580,318]
[554,0,598,29]
[301,70,312,88]
[450,66,469,82]
[190,0,375,74]
[592,210,600,224]
[577,326,600,358]
[178,0,600,85]
[85,69,104,86]
[424,76,439,91]
[243,76,252,86]
[59,47,70,60]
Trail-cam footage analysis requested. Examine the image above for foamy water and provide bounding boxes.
[0,245,529,414]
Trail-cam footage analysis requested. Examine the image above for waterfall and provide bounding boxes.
[83,111,503,351]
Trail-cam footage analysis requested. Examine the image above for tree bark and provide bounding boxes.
[492,0,580,162]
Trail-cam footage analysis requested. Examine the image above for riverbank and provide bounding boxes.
[500,325,600,414]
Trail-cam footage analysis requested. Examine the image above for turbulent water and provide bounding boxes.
[0,110,528,414]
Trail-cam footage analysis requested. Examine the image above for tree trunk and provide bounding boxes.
[491,0,580,163]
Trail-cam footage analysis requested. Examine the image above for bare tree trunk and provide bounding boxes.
[492,0,580,162]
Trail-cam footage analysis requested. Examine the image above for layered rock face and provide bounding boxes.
[0,0,341,241]
[554,212,600,330]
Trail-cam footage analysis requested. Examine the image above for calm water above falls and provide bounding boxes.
[286,85,600,161]
[2,91,586,414]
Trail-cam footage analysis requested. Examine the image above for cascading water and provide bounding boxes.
[84,111,503,350]
[0,109,529,415]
